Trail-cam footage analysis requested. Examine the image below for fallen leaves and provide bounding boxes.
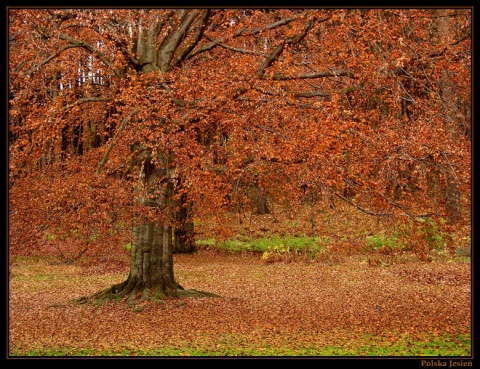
[9,251,470,355]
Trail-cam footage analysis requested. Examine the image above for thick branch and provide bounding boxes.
[235,15,300,37]
[256,42,286,78]
[96,107,139,174]
[48,96,111,116]
[103,23,145,70]
[157,10,200,72]
[58,33,113,68]
[175,10,210,65]
[206,35,265,56]
[187,11,314,61]
[291,83,362,99]
[160,82,188,107]
[186,36,226,59]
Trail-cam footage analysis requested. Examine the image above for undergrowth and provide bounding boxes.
[194,204,470,266]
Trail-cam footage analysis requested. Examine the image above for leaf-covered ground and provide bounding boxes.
[9,251,471,356]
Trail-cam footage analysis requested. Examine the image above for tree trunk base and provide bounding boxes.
[73,279,221,306]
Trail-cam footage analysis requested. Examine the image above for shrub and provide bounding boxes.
[260,236,325,263]
[384,217,447,262]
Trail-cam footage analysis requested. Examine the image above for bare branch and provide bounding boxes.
[186,37,226,59]
[293,91,331,98]
[256,41,285,78]
[256,14,319,78]
[58,33,113,68]
[450,35,469,46]
[160,82,188,107]
[205,35,265,56]
[271,70,356,80]
[103,23,145,70]
[26,44,79,76]
[188,10,316,60]
[234,15,299,37]
[376,192,416,218]
[334,191,391,217]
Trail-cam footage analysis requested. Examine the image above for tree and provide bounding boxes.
[9,8,471,303]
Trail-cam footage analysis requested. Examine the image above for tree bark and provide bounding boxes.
[436,9,462,224]
[75,203,217,305]
[445,171,461,225]
[122,222,183,303]
[256,188,271,215]
[173,193,196,254]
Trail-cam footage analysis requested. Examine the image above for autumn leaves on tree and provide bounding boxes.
[9,9,471,302]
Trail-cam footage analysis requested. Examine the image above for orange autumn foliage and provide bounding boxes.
[9,9,471,258]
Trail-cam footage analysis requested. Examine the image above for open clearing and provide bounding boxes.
[9,250,471,356]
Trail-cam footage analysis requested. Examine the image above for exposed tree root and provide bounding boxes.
[73,279,221,306]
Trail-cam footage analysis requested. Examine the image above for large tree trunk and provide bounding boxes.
[127,223,181,299]
[84,223,184,304]
[75,219,218,305]
[75,174,216,305]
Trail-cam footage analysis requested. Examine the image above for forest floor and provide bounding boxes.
[9,248,471,357]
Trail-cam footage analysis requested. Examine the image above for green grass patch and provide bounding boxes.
[195,238,217,247]
[365,235,397,251]
[213,235,327,255]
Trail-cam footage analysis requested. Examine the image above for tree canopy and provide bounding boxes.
[9,8,471,260]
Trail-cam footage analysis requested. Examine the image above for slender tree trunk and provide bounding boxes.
[445,171,461,225]
[256,190,271,215]
[171,178,196,254]
[426,162,441,207]
[436,9,462,224]
[174,198,196,254]
[254,178,270,215]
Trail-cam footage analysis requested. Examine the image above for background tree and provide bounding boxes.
[9,8,471,302]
